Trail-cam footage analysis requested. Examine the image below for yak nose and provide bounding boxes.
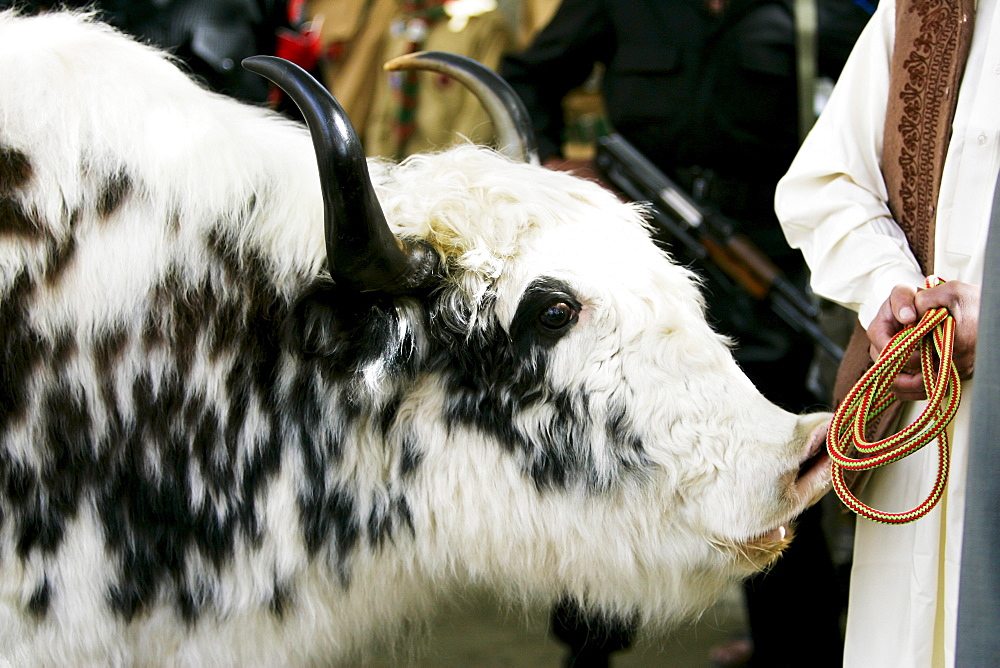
[792,414,832,503]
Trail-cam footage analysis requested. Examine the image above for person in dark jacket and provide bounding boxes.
[501,0,874,665]
[501,0,868,188]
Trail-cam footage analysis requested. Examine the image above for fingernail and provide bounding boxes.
[900,306,916,321]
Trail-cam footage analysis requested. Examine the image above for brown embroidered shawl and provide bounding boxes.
[832,0,975,480]
[882,0,976,272]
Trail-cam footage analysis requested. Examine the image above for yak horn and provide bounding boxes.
[384,51,540,165]
[243,56,437,294]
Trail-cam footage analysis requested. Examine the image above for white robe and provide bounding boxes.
[775,0,1000,664]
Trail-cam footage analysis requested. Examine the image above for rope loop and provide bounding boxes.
[827,277,962,524]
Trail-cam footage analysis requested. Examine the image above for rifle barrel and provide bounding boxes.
[595,133,844,364]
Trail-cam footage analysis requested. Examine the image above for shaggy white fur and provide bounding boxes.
[0,10,831,666]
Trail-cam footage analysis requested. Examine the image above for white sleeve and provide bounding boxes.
[775,0,925,328]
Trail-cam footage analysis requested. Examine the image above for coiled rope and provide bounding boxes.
[827,277,962,524]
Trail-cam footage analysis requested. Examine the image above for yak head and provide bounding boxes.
[243,54,831,624]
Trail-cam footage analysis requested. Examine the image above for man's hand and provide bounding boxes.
[867,281,981,401]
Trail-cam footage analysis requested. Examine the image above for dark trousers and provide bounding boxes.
[744,503,844,667]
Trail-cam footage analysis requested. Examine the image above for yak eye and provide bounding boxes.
[539,302,577,330]
[511,279,581,344]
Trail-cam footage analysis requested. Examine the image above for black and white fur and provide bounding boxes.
[0,10,830,665]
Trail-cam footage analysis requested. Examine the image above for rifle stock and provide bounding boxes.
[594,133,844,363]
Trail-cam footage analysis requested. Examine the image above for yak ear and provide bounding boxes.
[383,51,540,165]
[243,56,438,295]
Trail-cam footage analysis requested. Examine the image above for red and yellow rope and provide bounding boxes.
[827,277,962,524]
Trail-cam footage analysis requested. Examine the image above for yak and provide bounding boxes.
[0,10,831,665]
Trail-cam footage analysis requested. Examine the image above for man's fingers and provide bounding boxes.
[868,284,920,359]
[890,284,919,324]
[867,302,900,356]
[913,281,980,313]
[892,372,927,401]
[915,282,980,379]
[863,282,979,401]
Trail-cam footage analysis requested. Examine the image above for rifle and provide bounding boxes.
[594,133,844,363]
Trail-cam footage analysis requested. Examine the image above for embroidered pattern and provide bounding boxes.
[892,0,970,270]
